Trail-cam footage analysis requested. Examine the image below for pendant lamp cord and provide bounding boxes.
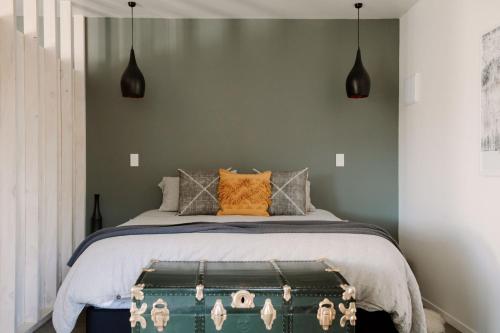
[357,6,360,48]
[131,5,134,49]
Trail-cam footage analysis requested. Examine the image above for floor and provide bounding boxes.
[36,314,462,333]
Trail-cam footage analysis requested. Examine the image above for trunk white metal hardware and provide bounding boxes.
[195,284,204,301]
[260,298,277,330]
[340,284,356,301]
[131,283,145,301]
[283,285,292,302]
[339,302,357,327]
[231,290,255,309]
[130,303,147,329]
[151,298,169,332]
[316,298,336,331]
[325,267,339,272]
[211,299,227,331]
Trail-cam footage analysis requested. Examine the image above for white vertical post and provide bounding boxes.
[23,0,38,37]
[73,15,86,249]
[40,0,59,312]
[15,30,26,330]
[23,0,41,325]
[59,0,74,280]
[0,0,18,331]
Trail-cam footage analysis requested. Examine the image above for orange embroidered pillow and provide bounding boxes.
[217,169,272,216]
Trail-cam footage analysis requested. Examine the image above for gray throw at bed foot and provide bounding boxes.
[68,220,398,266]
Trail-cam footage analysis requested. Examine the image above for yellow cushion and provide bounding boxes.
[217,169,272,216]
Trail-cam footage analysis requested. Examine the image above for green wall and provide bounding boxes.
[86,19,399,237]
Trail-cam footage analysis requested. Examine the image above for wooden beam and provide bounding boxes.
[0,0,18,330]
[73,15,86,248]
[23,32,42,333]
[15,30,26,332]
[40,0,59,312]
[43,0,57,49]
[23,0,38,37]
[59,0,74,280]
[23,0,41,323]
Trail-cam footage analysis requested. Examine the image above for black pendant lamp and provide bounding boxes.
[346,3,371,99]
[121,1,145,98]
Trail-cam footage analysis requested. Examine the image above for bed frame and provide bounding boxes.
[85,306,398,333]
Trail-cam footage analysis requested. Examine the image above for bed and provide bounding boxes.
[53,209,426,333]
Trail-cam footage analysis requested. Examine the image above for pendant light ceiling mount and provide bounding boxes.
[346,2,371,99]
[121,1,146,98]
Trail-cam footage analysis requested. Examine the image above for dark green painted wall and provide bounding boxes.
[86,19,399,237]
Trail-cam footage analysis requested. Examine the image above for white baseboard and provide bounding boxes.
[423,298,476,333]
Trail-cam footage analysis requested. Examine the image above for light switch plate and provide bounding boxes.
[336,154,345,167]
[130,153,139,167]
[405,73,420,105]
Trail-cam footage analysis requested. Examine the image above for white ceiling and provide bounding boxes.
[71,0,419,18]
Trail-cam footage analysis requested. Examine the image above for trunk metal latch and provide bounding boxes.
[317,298,336,331]
[151,298,169,332]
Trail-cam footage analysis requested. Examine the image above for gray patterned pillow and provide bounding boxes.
[178,169,221,216]
[254,168,308,216]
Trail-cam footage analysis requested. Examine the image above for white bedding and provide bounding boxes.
[53,210,425,333]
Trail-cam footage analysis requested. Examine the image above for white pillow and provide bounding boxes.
[158,177,180,212]
[306,180,316,212]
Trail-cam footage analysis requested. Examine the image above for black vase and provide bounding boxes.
[91,194,103,233]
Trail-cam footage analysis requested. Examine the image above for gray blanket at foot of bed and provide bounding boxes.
[68,220,398,266]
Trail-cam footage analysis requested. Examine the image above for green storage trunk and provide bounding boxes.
[130,260,356,333]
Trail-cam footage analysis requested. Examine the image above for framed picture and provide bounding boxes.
[481,26,500,176]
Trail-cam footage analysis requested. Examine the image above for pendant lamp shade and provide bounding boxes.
[121,48,145,98]
[121,2,145,98]
[346,3,371,99]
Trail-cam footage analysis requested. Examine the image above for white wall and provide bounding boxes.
[400,1,500,332]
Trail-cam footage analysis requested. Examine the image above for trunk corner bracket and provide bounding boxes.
[340,284,356,301]
[339,302,357,327]
[131,283,145,301]
[129,303,147,329]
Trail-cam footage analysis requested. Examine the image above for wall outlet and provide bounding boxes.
[130,153,139,167]
[336,154,345,167]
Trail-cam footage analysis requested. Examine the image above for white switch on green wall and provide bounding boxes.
[130,154,139,167]
[336,154,345,167]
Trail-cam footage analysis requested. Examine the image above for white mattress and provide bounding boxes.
[122,208,343,226]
